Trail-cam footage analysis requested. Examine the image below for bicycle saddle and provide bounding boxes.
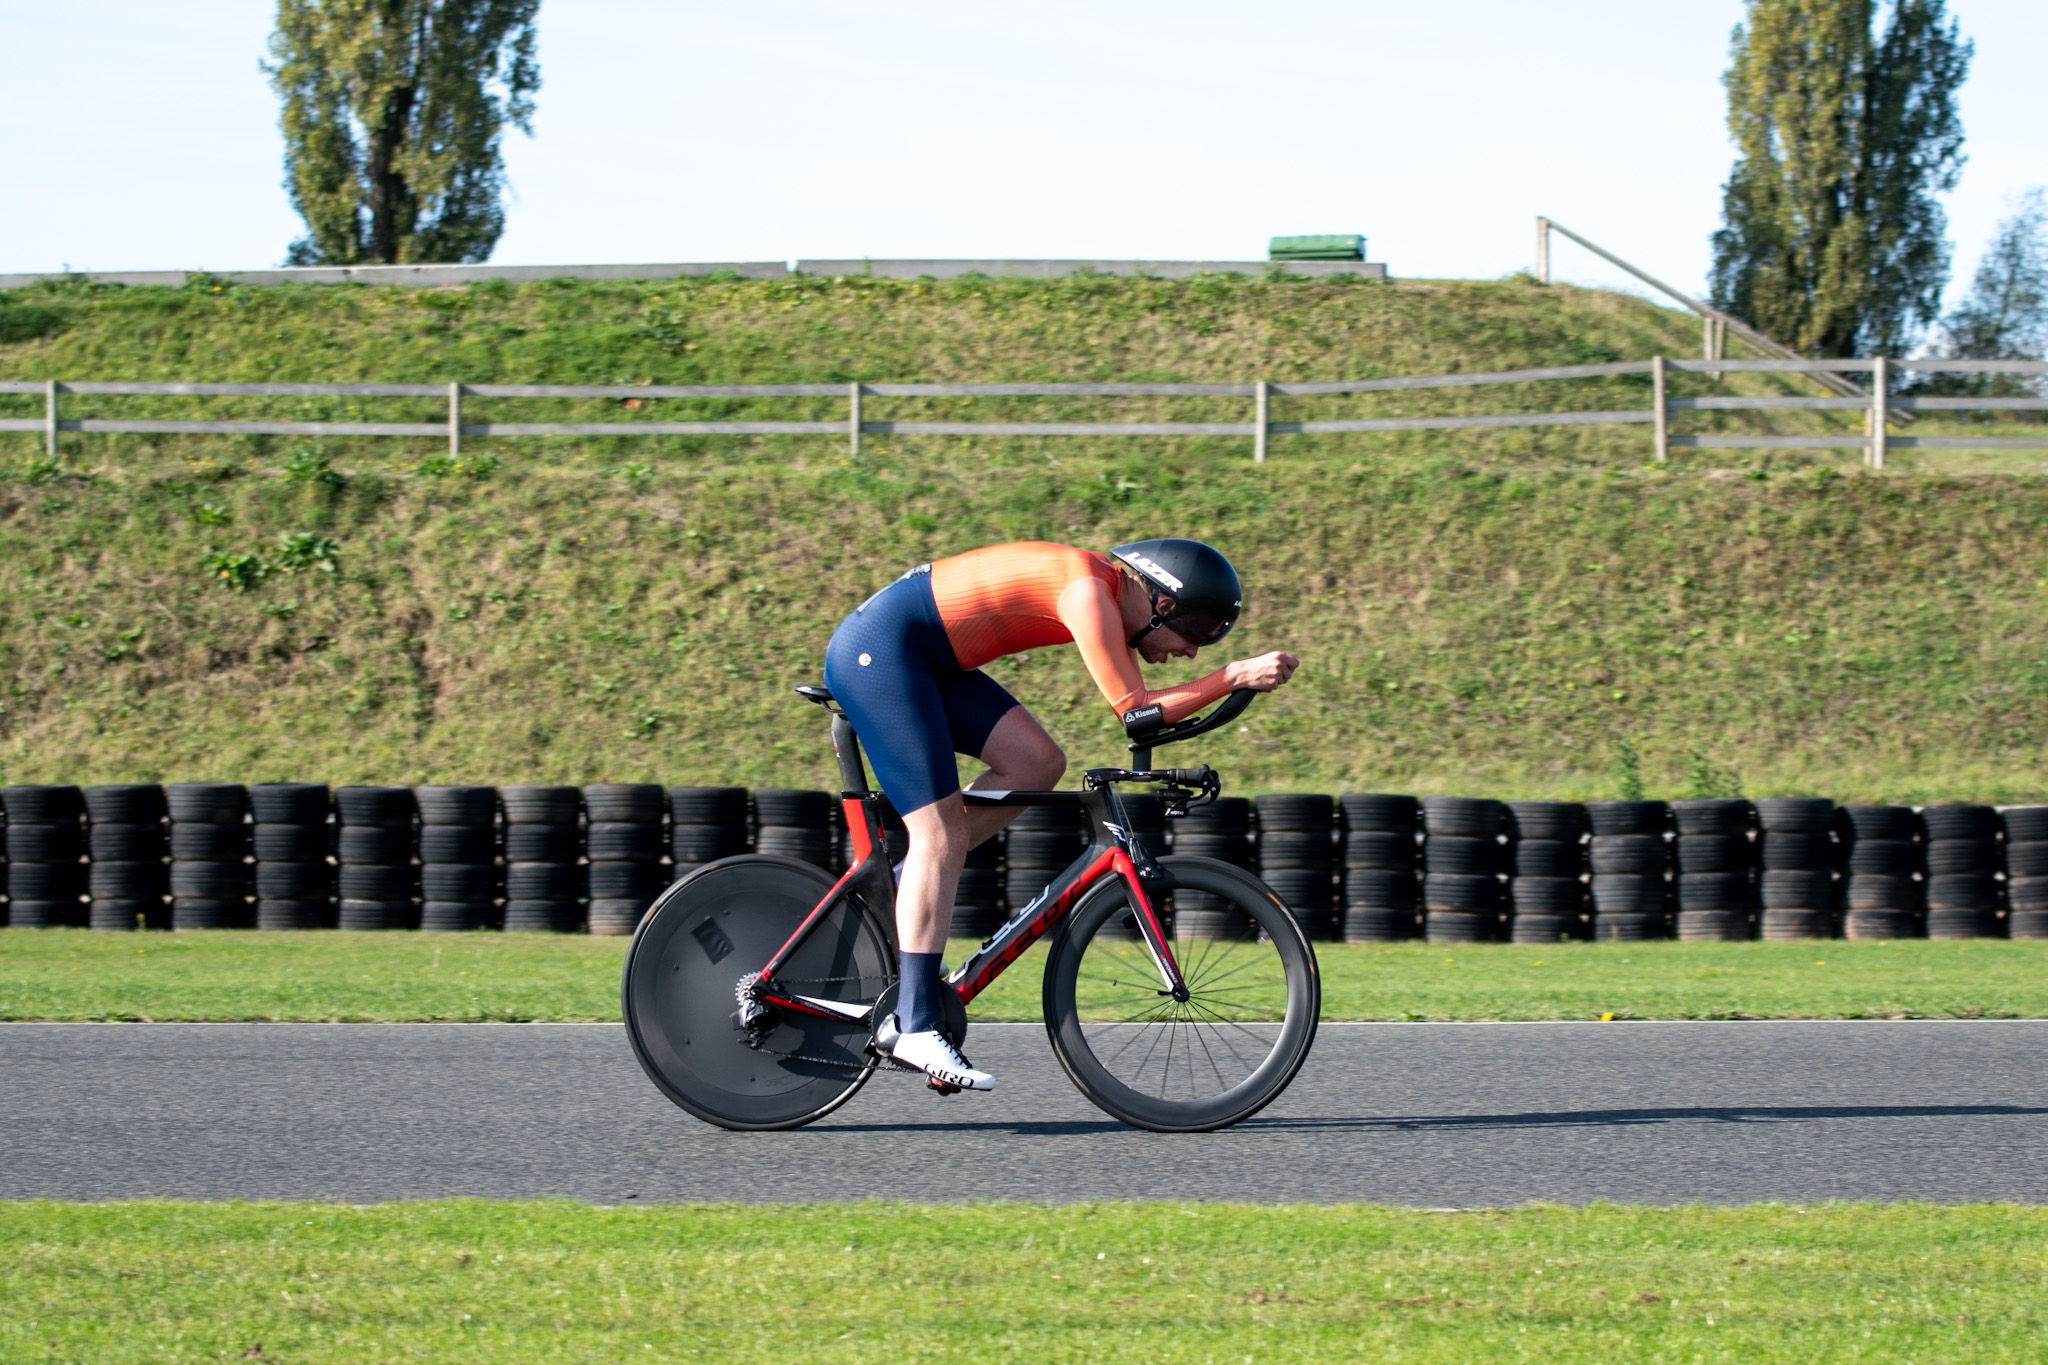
[795,684,836,706]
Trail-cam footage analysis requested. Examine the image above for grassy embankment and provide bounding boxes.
[5,1199,2045,1363]
[1,273,2045,798]
[6,928,2047,1022]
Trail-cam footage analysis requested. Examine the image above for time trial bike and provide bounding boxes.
[621,685,1320,1132]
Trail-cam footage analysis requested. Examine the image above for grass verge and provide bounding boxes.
[4,1199,2044,1363]
[6,928,2047,1022]
[3,274,2048,799]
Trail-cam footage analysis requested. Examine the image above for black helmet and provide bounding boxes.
[1109,538,1243,648]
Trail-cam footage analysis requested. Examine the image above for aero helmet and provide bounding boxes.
[1109,538,1243,648]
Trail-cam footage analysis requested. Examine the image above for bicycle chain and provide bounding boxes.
[741,971,899,1075]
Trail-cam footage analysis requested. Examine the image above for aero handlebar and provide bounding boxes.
[1122,688,1257,772]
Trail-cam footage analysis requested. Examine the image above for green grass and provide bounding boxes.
[5,1198,2045,1363]
[8,928,2048,1023]
[2,273,2047,798]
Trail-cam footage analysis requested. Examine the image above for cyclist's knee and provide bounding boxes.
[905,796,973,860]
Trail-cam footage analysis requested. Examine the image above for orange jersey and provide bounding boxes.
[927,541,1231,723]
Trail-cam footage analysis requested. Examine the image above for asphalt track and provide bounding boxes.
[6,1020,2048,1205]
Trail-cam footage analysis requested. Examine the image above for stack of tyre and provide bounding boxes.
[1092,793,1171,941]
[1421,797,1504,942]
[502,786,581,932]
[1754,797,1835,940]
[668,787,748,882]
[1504,800,1585,943]
[1338,794,1419,942]
[336,787,416,930]
[1254,794,1336,940]
[86,785,167,931]
[952,824,1005,940]
[168,783,250,929]
[1837,804,1920,939]
[1005,805,1092,920]
[1672,798,1753,941]
[1921,803,2003,939]
[250,783,334,930]
[2002,806,2048,940]
[585,783,665,936]
[1586,800,1668,940]
[417,786,497,932]
[4,785,86,927]
[754,789,834,871]
[1168,797,1253,938]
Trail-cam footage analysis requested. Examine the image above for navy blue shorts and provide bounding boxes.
[823,567,1021,817]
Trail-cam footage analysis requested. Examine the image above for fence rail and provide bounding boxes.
[6,359,2045,465]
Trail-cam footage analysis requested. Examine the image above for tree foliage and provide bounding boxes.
[266,0,539,266]
[1917,190,2048,399]
[1709,0,1970,357]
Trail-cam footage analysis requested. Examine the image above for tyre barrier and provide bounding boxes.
[502,785,581,933]
[1672,798,1754,942]
[1754,797,1835,940]
[336,786,416,931]
[416,785,496,933]
[1921,804,2002,940]
[1004,803,1093,926]
[3,784,88,928]
[1339,793,1419,942]
[585,783,664,936]
[7,784,2044,943]
[2003,806,2048,940]
[83,784,168,931]
[1585,800,1669,941]
[1506,799,1586,943]
[249,782,334,930]
[1167,796,1251,939]
[1255,793,1336,941]
[753,788,835,873]
[1422,796,1504,943]
[165,783,250,930]
[669,786,749,884]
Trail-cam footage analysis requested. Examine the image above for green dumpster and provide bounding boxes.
[1269,234,1364,261]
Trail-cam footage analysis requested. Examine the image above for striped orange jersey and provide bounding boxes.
[928,541,1231,722]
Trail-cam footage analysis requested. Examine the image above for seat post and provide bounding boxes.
[830,713,871,793]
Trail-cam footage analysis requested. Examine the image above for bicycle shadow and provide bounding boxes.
[810,1103,2048,1137]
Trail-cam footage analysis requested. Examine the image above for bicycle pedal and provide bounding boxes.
[927,1077,963,1096]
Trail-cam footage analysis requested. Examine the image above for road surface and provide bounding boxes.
[5,1020,2046,1204]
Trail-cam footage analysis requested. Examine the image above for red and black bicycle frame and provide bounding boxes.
[748,707,1190,1027]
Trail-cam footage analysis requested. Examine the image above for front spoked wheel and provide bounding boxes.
[623,855,893,1131]
[1043,855,1320,1132]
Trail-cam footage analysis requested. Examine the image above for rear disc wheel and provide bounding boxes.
[623,855,893,1130]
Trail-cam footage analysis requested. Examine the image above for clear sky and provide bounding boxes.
[2,0,2040,313]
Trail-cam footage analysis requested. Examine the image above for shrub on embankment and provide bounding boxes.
[0,273,2044,798]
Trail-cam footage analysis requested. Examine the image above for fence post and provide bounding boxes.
[447,382,462,456]
[1253,380,1269,463]
[1652,355,1668,461]
[1870,356,1888,469]
[849,382,863,456]
[1536,217,1550,285]
[44,380,59,457]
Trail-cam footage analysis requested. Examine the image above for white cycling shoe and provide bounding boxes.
[890,1024,995,1092]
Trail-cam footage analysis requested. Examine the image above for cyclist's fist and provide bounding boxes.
[1225,651,1300,692]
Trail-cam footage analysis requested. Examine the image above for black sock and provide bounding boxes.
[895,951,943,1033]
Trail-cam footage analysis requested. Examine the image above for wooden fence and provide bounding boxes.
[4,359,2043,467]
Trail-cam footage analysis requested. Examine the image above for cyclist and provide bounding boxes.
[822,538,1300,1092]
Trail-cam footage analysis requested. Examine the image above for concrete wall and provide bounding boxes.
[797,259,1387,280]
[1,258,1388,290]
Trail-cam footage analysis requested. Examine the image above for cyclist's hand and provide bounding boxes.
[1225,651,1300,692]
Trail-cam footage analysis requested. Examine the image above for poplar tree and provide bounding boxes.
[266,1,540,266]
[1709,0,1970,357]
